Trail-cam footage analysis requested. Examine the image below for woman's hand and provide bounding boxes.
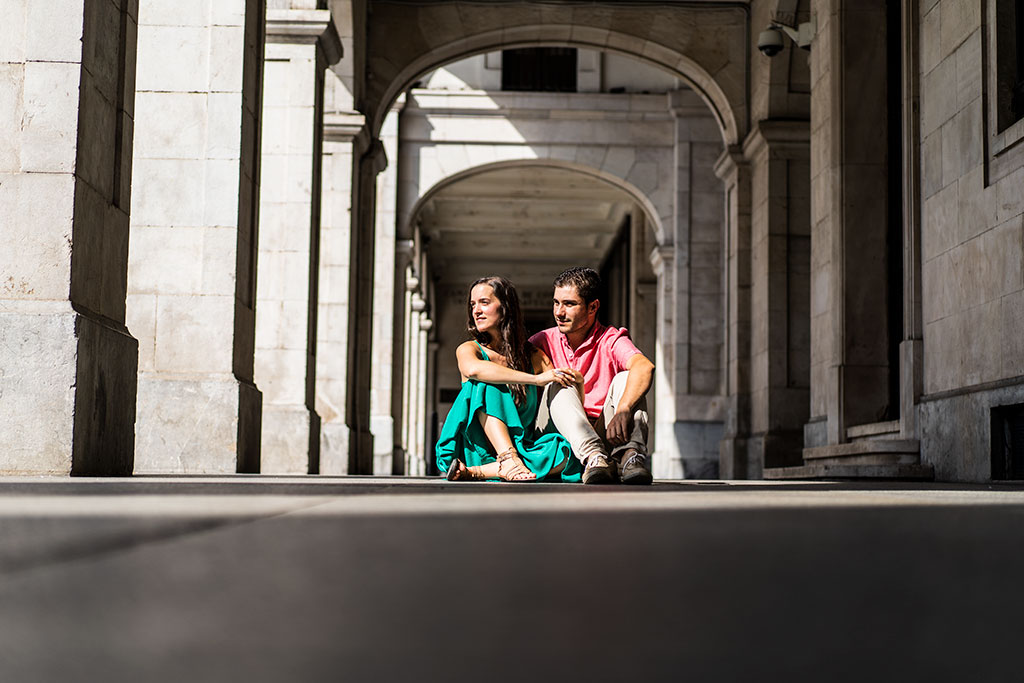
[535,367,580,388]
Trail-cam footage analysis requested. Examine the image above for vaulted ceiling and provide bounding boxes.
[418,164,636,297]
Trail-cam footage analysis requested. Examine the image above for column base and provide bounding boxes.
[319,421,350,474]
[135,375,261,474]
[653,420,723,479]
[0,308,138,475]
[392,447,407,476]
[261,405,320,474]
[347,427,375,474]
[370,415,394,475]
[719,435,760,479]
[749,429,805,470]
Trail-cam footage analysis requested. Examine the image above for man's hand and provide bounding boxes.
[606,408,634,446]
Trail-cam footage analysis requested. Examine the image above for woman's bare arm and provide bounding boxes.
[533,347,583,400]
[456,342,573,388]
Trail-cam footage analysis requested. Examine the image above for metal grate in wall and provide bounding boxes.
[991,403,1024,479]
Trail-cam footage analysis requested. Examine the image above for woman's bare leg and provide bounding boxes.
[466,462,499,479]
[477,412,535,481]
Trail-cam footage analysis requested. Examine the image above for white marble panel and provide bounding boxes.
[26,0,84,63]
[134,92,208,159]
[206,92,244,159]
[127,226,204,295]
[0,173,75,301]
[154,293,234,373]
[203,158,243,226]
[0,65,24,173]
[136,24,210,93]
[210,25,245,92]
[126,293,157,370]
[139,0,209,27]
[21,61,81,173]
[130,158,206,227]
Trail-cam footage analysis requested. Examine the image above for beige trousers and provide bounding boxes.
[535,371,649,466]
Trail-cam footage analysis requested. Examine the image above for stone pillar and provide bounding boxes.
[254,8,341,473]
[743,120,811,470]
[650,246,681,478]
[808,0,894,447]
[370,106,401,474]
[129,0,266,473]
[1,0,139,474]
[899,0,923,440]
[405,290,427,476]
[425,335,440,474]
[390,242,415,475]
[345,137,388,474]
[652,95,727,480]
[315,106,363,474]
[715,148,754,478]
[414,306,434,475]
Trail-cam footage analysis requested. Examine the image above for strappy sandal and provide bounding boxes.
[446,458,468,481]
[496,447,535,482]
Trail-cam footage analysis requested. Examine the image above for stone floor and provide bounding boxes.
[1,476,1022,682]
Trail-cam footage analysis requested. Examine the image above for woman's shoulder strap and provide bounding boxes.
[472,340,489,360]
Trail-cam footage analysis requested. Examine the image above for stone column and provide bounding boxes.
[899,0,923,440]
[255,8,341,473]
[414,307,435,475]
[653,95,727,479]
[345,137,388,474]
[650,246,681,478]
[715,148,754,478]
[129,0,266,473]
[1,0,139,474]
[425,335,440,474]
[743,120,811,470]
[390,244,415,475]
[370,106,401,474]
[315,106,364,474]
[808,0,894,447]
[405,291,427,476]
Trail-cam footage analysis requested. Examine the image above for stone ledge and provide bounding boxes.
[804,439,920,460]
[846,419,901,440]
[763,463,935,480]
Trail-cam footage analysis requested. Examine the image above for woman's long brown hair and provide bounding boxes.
[466,276,533,406]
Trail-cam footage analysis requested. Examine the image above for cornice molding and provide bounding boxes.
[266,9,343,66]
[741,119,811,161]
[323,111,366,142]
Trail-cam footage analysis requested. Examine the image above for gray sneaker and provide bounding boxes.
[582,454,617,485]
[620,450,652,485]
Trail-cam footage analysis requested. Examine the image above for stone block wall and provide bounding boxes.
[918,0,1024,480]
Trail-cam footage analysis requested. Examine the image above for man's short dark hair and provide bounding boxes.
[553,267,601,304]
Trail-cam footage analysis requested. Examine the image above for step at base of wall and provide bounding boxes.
[763,463,934,480]
[764,439,931,480]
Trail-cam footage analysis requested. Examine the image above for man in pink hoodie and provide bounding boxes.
[530,267,655,485]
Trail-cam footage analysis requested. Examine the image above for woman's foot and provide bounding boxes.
[496,447,536,481]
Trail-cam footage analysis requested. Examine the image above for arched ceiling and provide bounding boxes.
[418,164,636,293]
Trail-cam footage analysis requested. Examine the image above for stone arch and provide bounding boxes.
[404,157,670,249]
[365,17,746,147]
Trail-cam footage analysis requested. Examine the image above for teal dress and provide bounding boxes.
[435,343,582,482]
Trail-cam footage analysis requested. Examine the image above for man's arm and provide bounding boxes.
[605,353,655,446]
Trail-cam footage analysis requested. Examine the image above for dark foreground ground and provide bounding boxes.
[0,476,1022,682]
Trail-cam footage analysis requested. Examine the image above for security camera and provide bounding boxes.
[758,19,816,57]
[757,28,785,57]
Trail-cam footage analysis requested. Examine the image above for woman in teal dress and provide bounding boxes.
[436,276,584,482]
